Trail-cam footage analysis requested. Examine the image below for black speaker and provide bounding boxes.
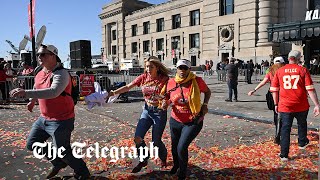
[71,60,82,68]
[70,51,76,60]
[70,42,76,51]
[21,52,32,66]
[69,40,91,68]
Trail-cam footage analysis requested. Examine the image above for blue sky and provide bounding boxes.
[0,0,165,63]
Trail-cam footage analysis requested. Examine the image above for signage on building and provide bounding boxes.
[80,74,95,96]
[305,9,320,21]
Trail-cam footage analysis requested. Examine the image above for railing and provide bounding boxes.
[1,73,143,103]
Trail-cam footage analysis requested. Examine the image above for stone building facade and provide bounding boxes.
[99,0,306,68]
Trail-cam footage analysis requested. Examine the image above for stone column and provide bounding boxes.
[257,0,278,46]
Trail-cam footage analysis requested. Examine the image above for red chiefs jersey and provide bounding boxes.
[270,64,314,112]
[167,77,208,123]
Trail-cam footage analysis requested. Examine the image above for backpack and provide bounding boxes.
[34,65,79,105]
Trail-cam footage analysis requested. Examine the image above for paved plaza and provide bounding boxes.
[0,73,319,179]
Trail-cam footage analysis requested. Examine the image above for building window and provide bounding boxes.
[132,24,138,36]
[132,42,138,53]
[190,33,200,48]
[309,0,320,9]
[143,21,150,34]
[156,18,165,32]
[171,36,180,50]
[172,14,181,29]
[143,40,150,53]
[112,45,117,55]
[220,0,234,16]
[190,10,200,26]
[156,38,164,51]
[112,30,116,40]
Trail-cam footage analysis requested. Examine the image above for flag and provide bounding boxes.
[28,0,36,38]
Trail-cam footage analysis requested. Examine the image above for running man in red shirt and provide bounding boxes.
[270,50,320,161]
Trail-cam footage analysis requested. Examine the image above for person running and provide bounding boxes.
[108,56,170,173]
[161,59,211,179]
[10,44,90,179]
[248,57,285,144]
[270,50,320,161]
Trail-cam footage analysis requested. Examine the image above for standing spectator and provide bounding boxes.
[246,59,254,84]
[161,59,211,180]
[261,60,265,74]
[205,61,210,76]
[270,50,320,161]
[4,63,14,100]
[225,59,238,102]
[0,63,7,103]
[108,56,170,173]
[313,56,319,75]
[20,62,34,90]
[21,62,34,76]
[216,61,222,81]
[265,60,270,67]
[248,57,285,144]
[10,44,91,179]
[209,60,214,76]
[221,59,228,82]
[255,63,261,75]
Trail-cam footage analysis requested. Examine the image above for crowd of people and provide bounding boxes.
[0,60,35,104]
[3,46,319,179]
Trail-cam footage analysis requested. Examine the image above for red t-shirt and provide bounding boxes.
[35,71,75,120]
[264,72,273,83]
[167,77,208,123]
[132,73,169,105]
[270,64,314,112]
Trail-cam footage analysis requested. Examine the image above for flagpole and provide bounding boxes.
[30,0,37,68]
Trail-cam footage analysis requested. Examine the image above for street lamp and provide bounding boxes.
[101,47,104,63]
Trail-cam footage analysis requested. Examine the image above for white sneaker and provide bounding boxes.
[298,141,310,150]
[280,157,288,161]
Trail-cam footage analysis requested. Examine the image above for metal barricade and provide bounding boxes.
[7,76,35,102]
[93,73,141,92]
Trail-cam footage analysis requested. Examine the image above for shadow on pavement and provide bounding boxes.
[51,176,109,180]
[0,106,15,110]
[235,100,266,102]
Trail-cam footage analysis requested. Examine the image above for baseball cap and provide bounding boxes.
[37,44,61,62]
[176,59,191,68]
[273,57,284,64]
[288,50,301,60]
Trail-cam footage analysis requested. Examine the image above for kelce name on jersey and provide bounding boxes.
[285,68,297,73]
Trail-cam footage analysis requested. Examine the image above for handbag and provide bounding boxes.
[266,90,274,110]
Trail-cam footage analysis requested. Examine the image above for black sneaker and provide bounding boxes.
[131,161,148,173]
[279,155,288,162]
[274,136,280,145]
[225,99,232,102]
[298,140,310,149]
[170,166,179,174]
[46,164,68,179]
[74,173,91,180]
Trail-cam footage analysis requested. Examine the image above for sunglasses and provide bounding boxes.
[177,65,189,70]
[37,53,52,57]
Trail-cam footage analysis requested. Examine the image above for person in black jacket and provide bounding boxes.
[246,59,254,84]
[225,59,238,102]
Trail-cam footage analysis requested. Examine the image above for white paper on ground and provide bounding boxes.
[85,91,119,110]
[107,94,119,103]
